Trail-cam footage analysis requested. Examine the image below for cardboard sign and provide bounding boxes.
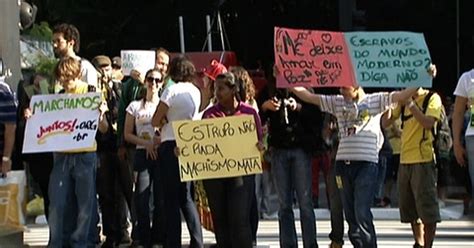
[120,50,156,76]
[172,115,262,182]
[274,27,432,88]
[346,31,432,88]
[22,93,101,153]
[274,27,355,88]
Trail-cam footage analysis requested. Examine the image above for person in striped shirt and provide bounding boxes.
[291,85,417,248]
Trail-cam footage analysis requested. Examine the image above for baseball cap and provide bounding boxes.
[112,56,122,68]
[92,55,111,67]
[202,59,227,81]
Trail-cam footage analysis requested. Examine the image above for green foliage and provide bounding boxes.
[23,22,53,40]
[35,56,57,79]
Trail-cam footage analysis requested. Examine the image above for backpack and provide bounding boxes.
[401,91,453,162]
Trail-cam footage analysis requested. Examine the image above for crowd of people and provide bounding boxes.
[0,22,472,248]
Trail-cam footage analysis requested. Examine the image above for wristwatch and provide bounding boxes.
[2,156,10,162]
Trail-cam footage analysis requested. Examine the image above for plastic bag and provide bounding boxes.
[0,171,26,236]
[26,194,44,217]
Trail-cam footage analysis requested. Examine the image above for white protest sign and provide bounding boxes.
[120,50,156,76]
[22,92,101,153]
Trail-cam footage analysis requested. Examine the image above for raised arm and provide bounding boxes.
[290,87,322,106]
[391,87,418,104]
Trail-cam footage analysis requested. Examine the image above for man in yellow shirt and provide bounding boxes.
[390,87,442,248]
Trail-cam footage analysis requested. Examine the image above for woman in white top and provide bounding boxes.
[124,68,164,247]
[152,56,204,248]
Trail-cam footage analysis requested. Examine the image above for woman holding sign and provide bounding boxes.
[124,68,164,247]
[200,72,263,248]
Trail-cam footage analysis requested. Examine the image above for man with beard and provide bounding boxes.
[52,23,98,89]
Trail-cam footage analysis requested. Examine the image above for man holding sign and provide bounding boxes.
[291,85,421,248]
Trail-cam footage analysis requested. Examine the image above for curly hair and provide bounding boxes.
[53,23,81,53]
[229,66,256,104]
[168,55,196,83]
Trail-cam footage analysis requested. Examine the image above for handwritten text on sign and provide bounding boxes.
[22,93,101,153]
[346,32,432,88]
[274,27,355,88]
[172,115,262,182]
[121,50,156,76]
[274,27,432,88]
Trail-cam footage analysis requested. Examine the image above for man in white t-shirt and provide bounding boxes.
[452,69,474,214]
[52,23,98,89]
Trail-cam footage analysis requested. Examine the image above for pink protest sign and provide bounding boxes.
[274,27,356,88]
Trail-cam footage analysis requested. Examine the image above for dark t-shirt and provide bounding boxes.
[257,85,324,153]
[0,80,17,152]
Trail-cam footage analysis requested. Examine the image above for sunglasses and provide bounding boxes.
[146,77,162,83]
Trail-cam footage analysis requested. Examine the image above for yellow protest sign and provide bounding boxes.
[172,115,262,182]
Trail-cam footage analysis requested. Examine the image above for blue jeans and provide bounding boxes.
[131,149,165,246]
[335,160,378,248]
[48,152,97,248]
[465,136,474,201]
[271,147,318,248]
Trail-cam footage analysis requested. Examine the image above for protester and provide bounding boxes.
[0,74,16,176]
[28,57,107,247]
[111,56,124,82]
[91,55,131,246]
[291,83,418,248]
[229,66,261,245]
[452,68,474,215]
[389,85,441,248]
[116,56,147,235]
[199,59,228,111]
[199,72,263,248]
[124,68,164,247]
[382,117,402,207]
[374,114,392,207]
[258,69,320,248]
[155,48,170,79]
[194,60,227,235]
[323,113,345,248]
[52,23,98,89]
[16,73,53,219]
[151,56,203,248]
